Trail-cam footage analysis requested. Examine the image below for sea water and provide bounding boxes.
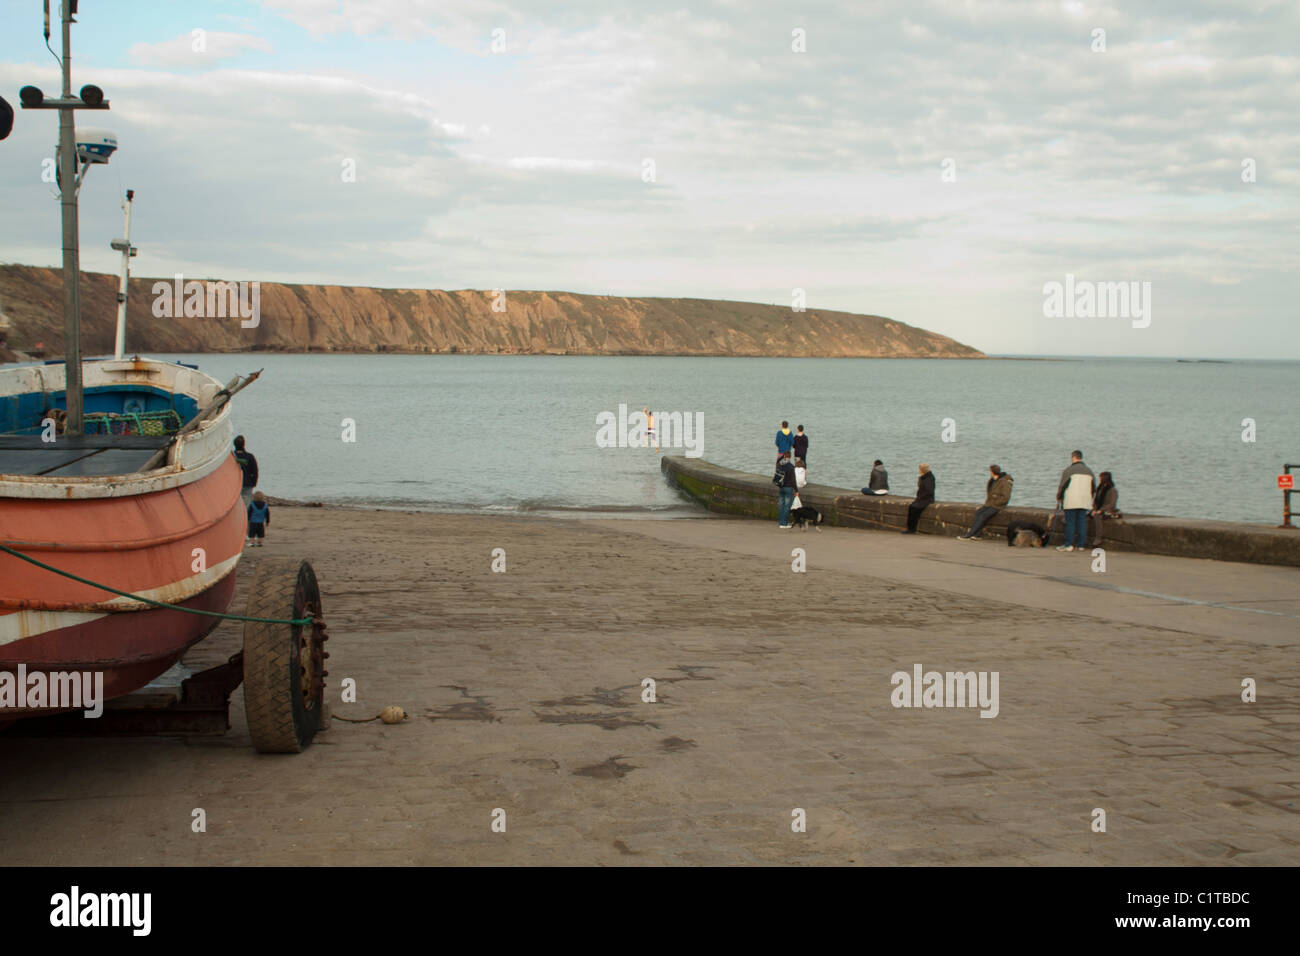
[149,354,1299,524]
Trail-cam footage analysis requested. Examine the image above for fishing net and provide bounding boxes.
[83,409,184,437]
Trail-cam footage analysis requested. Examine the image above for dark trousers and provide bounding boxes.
[906,501,930,532]
[1089,512,1112,546]
[967,506,999,537]
[1064,508,1088,548]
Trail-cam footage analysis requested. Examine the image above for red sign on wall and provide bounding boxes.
[1279,475,1295,490]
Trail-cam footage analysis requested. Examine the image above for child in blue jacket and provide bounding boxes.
[247,490,270,548]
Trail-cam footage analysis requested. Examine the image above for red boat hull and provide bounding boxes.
[0,572,237,720]
[0,456,245,723]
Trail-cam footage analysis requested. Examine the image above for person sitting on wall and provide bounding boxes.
[1089,471,1121,545]
[902,464,934,534]
[958,465,1013,540]
[862,460,889,495]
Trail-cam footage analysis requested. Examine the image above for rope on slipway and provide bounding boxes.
[0,542,313,626]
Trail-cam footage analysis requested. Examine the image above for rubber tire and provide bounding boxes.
[243,559,323,754]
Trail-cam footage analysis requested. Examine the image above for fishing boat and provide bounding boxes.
[0,2,327,752]
[0,361,329,752]
[0,359,245,712]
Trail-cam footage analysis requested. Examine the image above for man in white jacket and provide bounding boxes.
[1056,450,1096,552]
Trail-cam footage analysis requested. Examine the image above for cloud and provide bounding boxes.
[0,0,1295,357]
[129,31,272,68]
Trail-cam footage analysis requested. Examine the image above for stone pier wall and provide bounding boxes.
[661,456,1300,567]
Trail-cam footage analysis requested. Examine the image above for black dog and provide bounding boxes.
[1005,520,1049,547]
[790,506,824,530]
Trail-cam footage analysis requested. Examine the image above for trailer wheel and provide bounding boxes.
[243,559,327,753]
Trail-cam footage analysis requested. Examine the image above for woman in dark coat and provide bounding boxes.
[903,463,935,534]
[1089,471,1120,545]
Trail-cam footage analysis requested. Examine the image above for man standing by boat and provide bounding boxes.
[233,435,259,507]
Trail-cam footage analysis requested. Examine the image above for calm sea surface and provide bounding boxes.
[120,355,1300,523]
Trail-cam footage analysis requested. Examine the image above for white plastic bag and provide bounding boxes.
[791,493,802,510]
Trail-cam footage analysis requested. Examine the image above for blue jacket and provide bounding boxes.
[775,429,795,453]
[247,500,270,526]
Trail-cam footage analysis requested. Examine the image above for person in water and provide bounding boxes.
[643,406,659,452]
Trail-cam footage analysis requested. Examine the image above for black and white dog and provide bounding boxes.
[790,505,824,530]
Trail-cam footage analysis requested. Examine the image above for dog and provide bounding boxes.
[1005,520,1049,547]
[790,505,824,530]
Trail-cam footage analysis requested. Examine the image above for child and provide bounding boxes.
[247,490,270,548]
[793,457,807,511]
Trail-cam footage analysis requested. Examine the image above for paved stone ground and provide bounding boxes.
[0,508,1296,865]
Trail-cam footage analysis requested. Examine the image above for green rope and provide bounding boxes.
[0,542,313,626]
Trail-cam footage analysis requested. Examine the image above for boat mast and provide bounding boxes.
[111,189,136,359]
[56,0,84,433]
[21,2,110,434]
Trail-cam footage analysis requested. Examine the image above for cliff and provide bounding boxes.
[0,264,983,359]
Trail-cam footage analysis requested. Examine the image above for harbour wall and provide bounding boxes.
[661,456,1300,568]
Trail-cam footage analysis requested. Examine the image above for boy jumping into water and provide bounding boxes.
[643,406,659,452]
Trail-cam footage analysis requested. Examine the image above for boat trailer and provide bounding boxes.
[8,559,331,753]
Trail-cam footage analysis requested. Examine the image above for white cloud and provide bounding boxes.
[129,31,272,68]
[1,0,1296,357]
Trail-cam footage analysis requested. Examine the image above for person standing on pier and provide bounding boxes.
[775,421,795,462]
[793,425,809,464]
[774,452,798,528]
[1056,450,1096,552]
[903,464,934,534]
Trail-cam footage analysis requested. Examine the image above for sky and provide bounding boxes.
[0,0,1296,358]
